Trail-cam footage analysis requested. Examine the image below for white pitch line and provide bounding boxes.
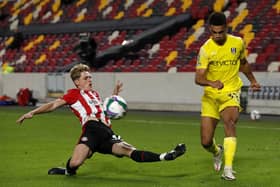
[125,119,280,131]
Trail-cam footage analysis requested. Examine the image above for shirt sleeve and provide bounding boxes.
[62,89,78,104]
[196,47,208,69]
[239,39,246,59]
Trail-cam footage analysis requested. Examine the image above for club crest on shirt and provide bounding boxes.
[231,48,236,54]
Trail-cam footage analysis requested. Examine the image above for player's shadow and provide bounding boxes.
[117,164,191,178]
[66,174,158,185]
[92,166,191,178]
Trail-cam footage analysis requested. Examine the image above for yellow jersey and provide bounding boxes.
[196,34,245,93]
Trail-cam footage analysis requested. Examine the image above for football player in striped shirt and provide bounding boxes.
[16,63,186,176]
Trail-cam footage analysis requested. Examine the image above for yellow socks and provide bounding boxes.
[223,137,237,168]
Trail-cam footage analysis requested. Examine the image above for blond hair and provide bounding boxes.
[70,63,90,81]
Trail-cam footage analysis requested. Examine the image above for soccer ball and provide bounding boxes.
[103,95,127,119]
[250,110,261,120]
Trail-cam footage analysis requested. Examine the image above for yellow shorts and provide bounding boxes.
[201,90,242,119]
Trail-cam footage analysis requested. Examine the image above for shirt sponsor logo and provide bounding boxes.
[209,60,238,66]
[88,99,99,105]
[231,48,236,54]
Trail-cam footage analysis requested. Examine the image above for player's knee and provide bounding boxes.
[224,115,238,125]
[112,142,135,157]
[120,142,136,151]
[224,119,237,131]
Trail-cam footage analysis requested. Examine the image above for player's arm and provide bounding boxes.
[16,98,67,125]
[195,68,224,89]
[239,58,261,91]
[112,80,123,95]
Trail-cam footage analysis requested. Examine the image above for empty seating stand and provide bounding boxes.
[0,0,279,72]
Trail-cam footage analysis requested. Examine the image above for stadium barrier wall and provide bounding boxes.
[1,72,280,114]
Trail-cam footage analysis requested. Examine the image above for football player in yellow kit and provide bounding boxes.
[195,12,260,180]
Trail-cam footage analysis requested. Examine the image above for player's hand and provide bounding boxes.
[16,112,33,125]
[250,82,261,91]
[113,80,123,95]
[210,80,224,90]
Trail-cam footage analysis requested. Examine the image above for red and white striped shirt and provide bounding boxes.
[62,89,111,127]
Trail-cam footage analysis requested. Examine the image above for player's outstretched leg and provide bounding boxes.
[162,143,186,161]
[130,143,186,162]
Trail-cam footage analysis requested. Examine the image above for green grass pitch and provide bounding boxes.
[0,106,279,187]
